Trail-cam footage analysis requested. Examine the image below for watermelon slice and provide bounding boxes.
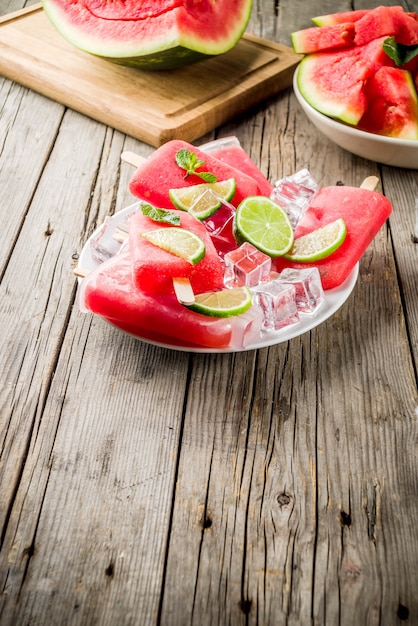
[312,9,370,27]
[291,23,355,54]
[296,37,394,125]
[354,5,415,46]
[358,67,418,139]
[41,0,253,70]
[274,186,392,290]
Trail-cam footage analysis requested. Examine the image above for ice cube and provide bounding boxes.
[252,280,299,331]
[271,169,319,228]
[224,242,272,288]
[90,215,125,263]
[89,207,137,264]
[229,306,264,350]
[278,267,324,314]
[191,189,235,236]
[199,136,241,153]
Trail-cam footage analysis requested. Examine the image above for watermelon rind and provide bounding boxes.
[359,67,418,139]
[312,9,370,27]
[41,0,253,70]
[296,52,367,125]
[296,37,393,126]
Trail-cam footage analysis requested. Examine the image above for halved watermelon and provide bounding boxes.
[41,0,253,70]
[358,67,418,139]
[296,37,394,125]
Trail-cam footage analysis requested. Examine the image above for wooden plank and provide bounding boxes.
[0,4,300,147]
[159,96,418,625]
[1,1,418,625]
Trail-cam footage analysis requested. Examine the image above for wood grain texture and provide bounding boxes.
[1,1,417,625]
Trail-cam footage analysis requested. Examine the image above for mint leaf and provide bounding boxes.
[383,37,418,66]
[196,171,218,183]
[141,203,180,225]
[175,148,217,183]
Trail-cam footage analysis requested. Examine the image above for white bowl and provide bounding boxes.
[293,66,418,169]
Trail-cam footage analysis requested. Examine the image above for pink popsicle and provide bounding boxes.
[129,207,225,296]
[128,139,261,208]
[275,185,392,290]
[201,136,273,197]
[79,251,233,349]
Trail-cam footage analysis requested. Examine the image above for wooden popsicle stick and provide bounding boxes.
[73,266,90,278]
[121,151,148,168]
[114,227,128,243]
[360,176,379,191]
[172,277,195,305]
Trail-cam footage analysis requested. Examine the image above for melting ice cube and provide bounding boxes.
[190,189,235,236]
[278,267,324,314]
[252,280,299,331]
[224,242,272,288]
[271,169,319,228]
[229,306,264,350]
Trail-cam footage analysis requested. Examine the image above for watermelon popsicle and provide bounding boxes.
[200,136,274,197]
[78,251,263,350]
[128,139,261,209]
[275,181,392,289]
[78,251,233,349]
[128,207,225,296]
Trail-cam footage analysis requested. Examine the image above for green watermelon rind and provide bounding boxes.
[296,54,366,125]
[311,9,370,27]
[41,0,253,70]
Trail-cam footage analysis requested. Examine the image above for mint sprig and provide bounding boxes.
[141,203,180,225]
[383,36,418,67]
[175,148,217,183]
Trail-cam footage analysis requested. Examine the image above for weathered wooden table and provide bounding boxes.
[1,1,417,625]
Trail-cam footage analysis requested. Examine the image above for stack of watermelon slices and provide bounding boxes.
[291,6,418,140]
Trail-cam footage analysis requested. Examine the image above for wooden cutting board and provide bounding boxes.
[0,4,301,147]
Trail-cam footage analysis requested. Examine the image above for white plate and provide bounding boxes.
[78,203,359,353]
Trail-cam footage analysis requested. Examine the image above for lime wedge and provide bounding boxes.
[141,228,206,265]
[186,287,252,318]
[169,178,236,219]
[284,218,347,262]
[233,196,294,257]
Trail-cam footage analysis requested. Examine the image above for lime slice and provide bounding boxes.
[169,178,236,219]
[186,287,252,318]
[284,218,347,262]
[141,228,206,265]
[233,196,294,257]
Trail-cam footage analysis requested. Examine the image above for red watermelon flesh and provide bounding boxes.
[129,140,260,209]
[312,9,370,27]
[129,208,225,296]
[291,23,355,54]
[274,186,392,290]
[79,252,233,349]
[354,6,406,46]
[359,67,418,139]
[296,37,394,125]
[396,11,418,45]
[354,5,418,46]
[204,143,273,197]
